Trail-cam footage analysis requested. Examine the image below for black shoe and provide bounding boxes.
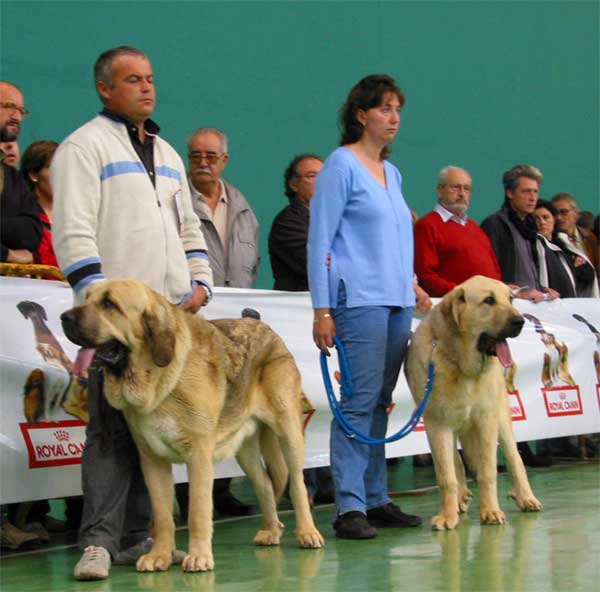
[366,503,422,528]
[518,442,553,467]
[313,490,335,505]
[334,511,377,539]
[213,492,255,517]
[412,453,433,468]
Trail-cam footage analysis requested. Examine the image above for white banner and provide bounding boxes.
[1,277,598,503]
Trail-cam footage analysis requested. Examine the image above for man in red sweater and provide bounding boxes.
[414,166,502,297]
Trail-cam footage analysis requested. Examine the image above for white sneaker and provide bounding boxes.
[73,546,111,580]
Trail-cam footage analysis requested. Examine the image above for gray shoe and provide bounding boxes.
[0,521,40,550]
[74,546,111,580]
[23,522,50,543]
[114,537,186,565]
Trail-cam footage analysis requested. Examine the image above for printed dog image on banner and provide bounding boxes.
[523,314,583,419]
[572,314,600,384]
[503,361,527,421]
[18,300,89,424]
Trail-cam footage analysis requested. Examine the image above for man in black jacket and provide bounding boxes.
[268,154,323,291]
[268,153,334,504]
[481,164,551,303]
[0,81,42,262]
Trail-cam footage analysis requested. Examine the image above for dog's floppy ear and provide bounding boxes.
[439,287,465,330]
[142,299,176,367]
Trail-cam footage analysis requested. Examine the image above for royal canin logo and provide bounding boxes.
[19,420,86,468]
[54,429,70,442]
[542,386,583,417]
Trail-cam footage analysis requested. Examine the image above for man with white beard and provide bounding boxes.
[413,165,502,297]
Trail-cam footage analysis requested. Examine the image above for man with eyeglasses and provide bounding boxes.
[183,127,258,518]
[268,153,323,291]
[413,165,502,297]
[0,81,42,264]
[551,192,599,276]
[187,127,259,289]
[51,46,213,581]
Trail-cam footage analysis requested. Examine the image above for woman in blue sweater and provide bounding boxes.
[308,74,422,539]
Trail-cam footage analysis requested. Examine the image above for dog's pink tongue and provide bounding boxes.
[73,348,96,378]
[495,340,513,368]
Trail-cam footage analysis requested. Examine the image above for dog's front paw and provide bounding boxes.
[136,552,172,572]
[458,489,473,513]
[508,490,543,512]
[296,529,324,549]
[182,552,214,572]
[253,528,283,546]
[431,512,459,530]
[480,507,505,525]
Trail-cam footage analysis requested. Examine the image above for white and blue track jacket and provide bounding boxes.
[51,114,213,305]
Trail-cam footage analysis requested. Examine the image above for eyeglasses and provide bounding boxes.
[295,172,319,180]
[0,102,30,118]
[445,183,471,193]
[188,151,224,164]
[556,208,573,215]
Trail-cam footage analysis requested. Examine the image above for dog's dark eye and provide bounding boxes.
[102,294,116,310]
[483,296,496,305]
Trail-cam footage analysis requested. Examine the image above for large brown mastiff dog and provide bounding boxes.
[405,276,542,530]
[61,279,323,572]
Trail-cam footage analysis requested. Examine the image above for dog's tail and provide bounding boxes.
[260,428,289,502]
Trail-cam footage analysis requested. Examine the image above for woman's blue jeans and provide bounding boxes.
[330,284,413,516]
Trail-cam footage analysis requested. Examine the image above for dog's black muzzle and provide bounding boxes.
[60,309,93,348]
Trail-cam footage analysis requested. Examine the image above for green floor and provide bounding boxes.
[1,461,599,592]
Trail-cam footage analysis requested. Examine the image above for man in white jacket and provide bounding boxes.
[52,46,213,581]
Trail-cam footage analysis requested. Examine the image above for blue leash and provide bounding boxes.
[320,336,434,445]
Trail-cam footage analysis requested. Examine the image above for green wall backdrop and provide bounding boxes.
[2,0,598,289]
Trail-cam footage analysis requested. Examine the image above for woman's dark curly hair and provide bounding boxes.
[339,74,405,160]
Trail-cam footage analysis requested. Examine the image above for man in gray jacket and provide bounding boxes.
[185,127,259,516]
[187,127,259,288]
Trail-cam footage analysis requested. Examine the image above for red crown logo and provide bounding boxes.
[54,430,70,442]
[559,392,567,400]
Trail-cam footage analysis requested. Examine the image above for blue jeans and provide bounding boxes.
[330,284,413,516]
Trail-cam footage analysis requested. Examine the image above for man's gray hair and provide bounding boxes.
[502,164,543,194]
[437,165,466,186]
[187,128,229,154]
[551,192,579,212]
[94,46,148,89]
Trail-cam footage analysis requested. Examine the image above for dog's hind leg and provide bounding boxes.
[276,424,324,549]
[498,409,543,512]
[260,355,323,548]
[236,431,284,546]
[136,452,175,572]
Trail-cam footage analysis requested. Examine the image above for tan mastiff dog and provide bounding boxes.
[405,276,542,530]
[61,279,324,572]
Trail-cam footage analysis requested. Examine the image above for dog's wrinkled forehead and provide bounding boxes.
[459,276,511,304]
[86,279,151,310]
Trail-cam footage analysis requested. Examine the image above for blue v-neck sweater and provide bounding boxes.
[308,147,415,309]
